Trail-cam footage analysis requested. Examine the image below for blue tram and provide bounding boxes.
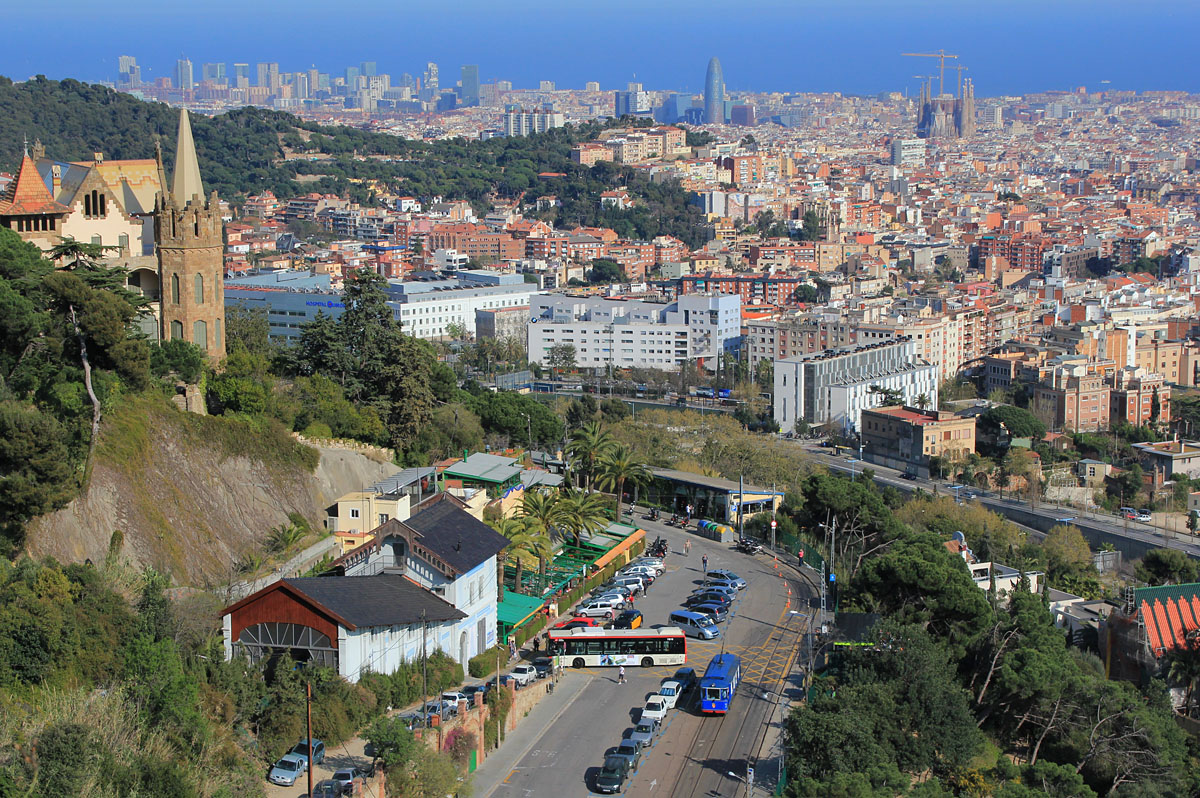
[699,653,741,714]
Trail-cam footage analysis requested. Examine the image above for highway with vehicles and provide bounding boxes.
[483,516,814,798]
[799,442,1200,561]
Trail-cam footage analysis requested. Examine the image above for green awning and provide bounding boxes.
[497,590,545,630]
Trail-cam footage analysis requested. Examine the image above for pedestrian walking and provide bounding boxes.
[702,553,708,576]
[684,540,691,557]
[618,665,626,684]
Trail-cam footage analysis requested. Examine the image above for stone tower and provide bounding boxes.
[156,109,225,358]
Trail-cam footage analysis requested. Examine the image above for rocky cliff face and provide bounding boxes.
[25,396,397,586]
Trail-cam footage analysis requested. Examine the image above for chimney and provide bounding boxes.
[51,164,61,195]
[93,152,103,164]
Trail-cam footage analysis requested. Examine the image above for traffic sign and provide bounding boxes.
[770,519,777,529]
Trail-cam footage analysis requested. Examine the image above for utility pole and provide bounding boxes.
[770,481,777,551]
[737,473,745,540]
[306,680,314,798]
[421,609,428,727]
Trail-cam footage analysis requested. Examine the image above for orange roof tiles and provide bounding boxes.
[0,154,68,217]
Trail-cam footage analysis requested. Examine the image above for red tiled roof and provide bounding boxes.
[0,155,69,216]
[1138,587,1200,656]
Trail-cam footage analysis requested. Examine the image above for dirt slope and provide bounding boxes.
[25,396,396,586]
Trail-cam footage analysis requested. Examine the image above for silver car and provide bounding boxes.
[628,717,660,747]
[267,754,306,786]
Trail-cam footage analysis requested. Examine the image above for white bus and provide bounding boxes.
[547,626,687,669]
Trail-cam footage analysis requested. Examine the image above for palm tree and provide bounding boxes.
[492,517,552,595]
[566,420,616,492]
[557,490,611,547]
[519,489,567,579]
[1168,634,1200,718]
[266,523,305,554]
[596,444,652,521]
[915,393,931,410]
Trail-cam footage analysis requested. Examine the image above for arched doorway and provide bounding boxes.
[237,622,337,669]
[459,630,469,666]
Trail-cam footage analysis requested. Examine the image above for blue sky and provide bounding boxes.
[6,0,1199,96]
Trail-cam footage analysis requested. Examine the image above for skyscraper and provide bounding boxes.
[202,62,226,84]
[461,64,480,106]
[424,62,439,92]
[704,57,724,124]
[118,55,140,87]
[175,59,194,92]
[232,63,250,88]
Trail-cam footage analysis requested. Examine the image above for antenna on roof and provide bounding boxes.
[22,134,29,157]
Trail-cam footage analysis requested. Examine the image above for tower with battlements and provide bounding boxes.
[155,109,225,358]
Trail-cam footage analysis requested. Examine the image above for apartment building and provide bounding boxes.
[389,271,539,339]
[861,405,976,478]
[1111,368,1169,426]
[527,293,741,372]
[1030,364,1110,432]
[773,338,939,435]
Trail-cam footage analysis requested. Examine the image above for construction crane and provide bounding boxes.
[902,51,959,97]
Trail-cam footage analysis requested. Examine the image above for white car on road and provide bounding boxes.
[640,696,669,723]
[657,680,683,710]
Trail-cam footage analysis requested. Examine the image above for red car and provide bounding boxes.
[553,616,598,630]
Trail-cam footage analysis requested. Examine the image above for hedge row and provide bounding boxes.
[468,645,506,679]
[357,649,464,711]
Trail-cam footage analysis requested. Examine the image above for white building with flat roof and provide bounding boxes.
[388,270,540,339]
[774,338,938,434]
[528,293,741,372]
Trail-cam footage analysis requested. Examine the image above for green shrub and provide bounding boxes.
[469,646,505,679]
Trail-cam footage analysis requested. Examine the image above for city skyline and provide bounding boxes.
[5,0,1200,96]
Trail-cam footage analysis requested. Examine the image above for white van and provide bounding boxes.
[669,610,719,640]
[611,575,645,594]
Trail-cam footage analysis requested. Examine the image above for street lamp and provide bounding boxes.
[725,767,754,796]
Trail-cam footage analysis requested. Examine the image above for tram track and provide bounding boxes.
[668,567,806,798]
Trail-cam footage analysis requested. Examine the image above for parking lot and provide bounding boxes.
[484,516,812,798]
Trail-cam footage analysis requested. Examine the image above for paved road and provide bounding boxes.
[484,517,813,798]
[801,444,1200,559]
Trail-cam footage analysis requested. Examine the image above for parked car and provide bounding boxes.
[463,684,490,701]
[609,576,645,595]
[629,718,660,747]
[442,691,468,711]
[657,680,683,710]
[554,615,598,629]
[595,754,632,794]
[331,765,371,792]
[641,695,669,723]
[900,472,918,480]
[596,582,634,599]
[684,592,733,609]
[612,738,643,772]
[691,603,729,624]
[556,619,595,631]
[289,739,326,766]
[673,667,697,691]
[592,592,628,609]
[695,582,739,597]
[620,565,658,584]
[510,664,538,685]
[312,779,343,798]
[613,609,643,629]
[634,558,665,574]
[1136,509,1153,522]
[267,755,307,787]
[706,570,747,589]
[577,598,623,619]
[532,656,553,678]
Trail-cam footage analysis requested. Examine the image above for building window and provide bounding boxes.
[349,508,360,519]
[193,320,208,350]
[170,320,183,340]
[215,319,222,350]
[171,274,180,304]
[194,274,204,304]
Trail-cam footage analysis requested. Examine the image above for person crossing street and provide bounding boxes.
[618,665,626,684]
[702,553,708,576]
[684,540,691,556]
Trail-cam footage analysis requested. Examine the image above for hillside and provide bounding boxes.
[25,394,396,586]
[0,76,708,245]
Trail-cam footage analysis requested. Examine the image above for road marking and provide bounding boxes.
[502,769,516,783]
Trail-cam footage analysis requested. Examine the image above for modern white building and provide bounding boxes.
[890,138,926,167]
[388,270,540,339]
[527,293,741,372]
[503,109,565,137]
[774,338,938,435]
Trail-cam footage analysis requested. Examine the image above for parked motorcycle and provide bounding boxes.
[644,508,660,521]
